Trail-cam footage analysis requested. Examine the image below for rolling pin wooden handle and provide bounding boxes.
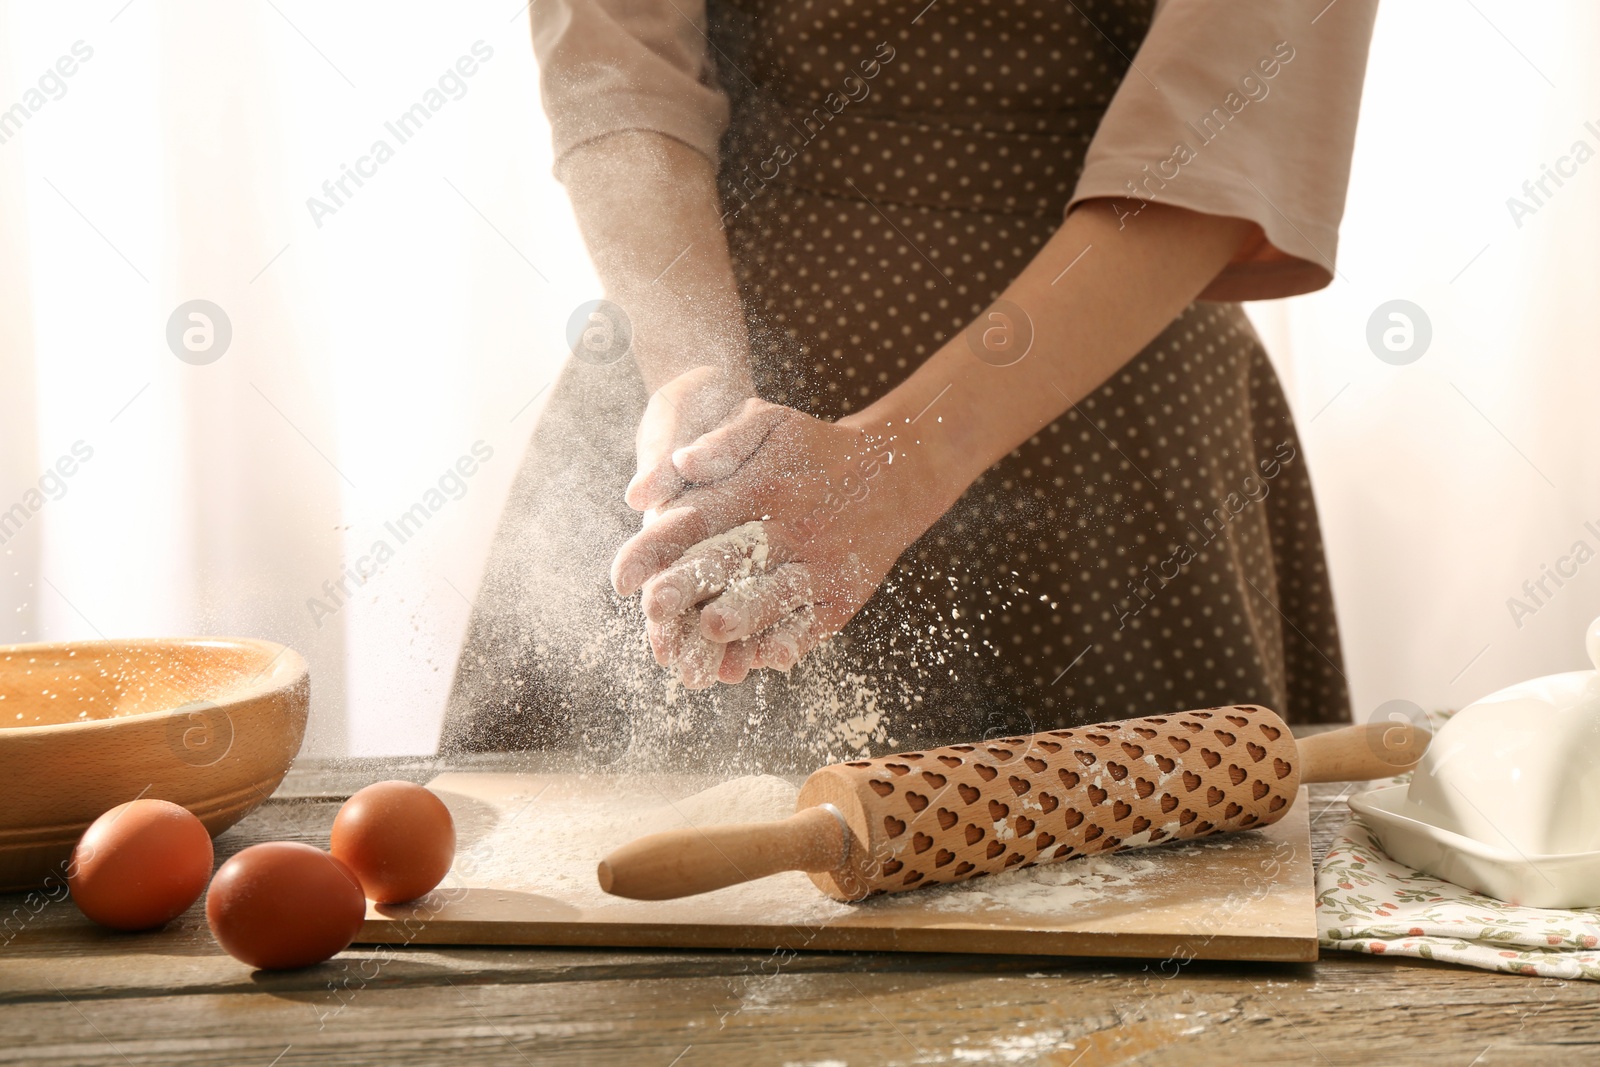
[1296,722,1430,784]
[597,804,847,901]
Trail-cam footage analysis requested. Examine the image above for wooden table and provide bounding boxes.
[3,752,1595,1066]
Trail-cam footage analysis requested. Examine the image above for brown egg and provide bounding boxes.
[206,842,366,969]
[331,780,456,904]
[68,799,213,931]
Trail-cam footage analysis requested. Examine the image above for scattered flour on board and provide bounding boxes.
[917,854,1166,916]
[453,774,853,923]
[453,774,1194,921]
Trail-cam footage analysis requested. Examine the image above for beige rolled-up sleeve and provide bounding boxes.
[532,0,729,178]
[1068,0,1378,300]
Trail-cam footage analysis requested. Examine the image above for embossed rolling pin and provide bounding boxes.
[598,705,1428,902]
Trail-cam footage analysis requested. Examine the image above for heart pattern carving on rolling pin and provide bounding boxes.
[819,704,1301,897]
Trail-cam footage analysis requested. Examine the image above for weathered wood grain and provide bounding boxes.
[1,956,1592,1066]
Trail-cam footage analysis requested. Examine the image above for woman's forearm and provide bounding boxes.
[559,131,752,395]
[846,200,1257,516]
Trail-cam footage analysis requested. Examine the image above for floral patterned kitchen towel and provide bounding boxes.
[1318,817,1600,980]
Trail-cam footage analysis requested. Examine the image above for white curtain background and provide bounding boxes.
[1,0,591,755]
[1244,0,1600,728]
[1,1,1596,756]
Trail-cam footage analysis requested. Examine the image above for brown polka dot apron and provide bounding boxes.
[441,0,1350,762]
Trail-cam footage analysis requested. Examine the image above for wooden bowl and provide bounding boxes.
[0,637,309,891]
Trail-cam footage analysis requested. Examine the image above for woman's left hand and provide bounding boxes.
[610,400,955,687]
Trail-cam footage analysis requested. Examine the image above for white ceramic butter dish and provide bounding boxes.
[1350,615,1600,909]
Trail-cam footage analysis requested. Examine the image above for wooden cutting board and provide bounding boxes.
[354,772,1318,962]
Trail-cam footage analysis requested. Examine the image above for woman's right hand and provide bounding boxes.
[627,364,755,512]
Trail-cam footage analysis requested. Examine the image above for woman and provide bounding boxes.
[441,0,1374,763]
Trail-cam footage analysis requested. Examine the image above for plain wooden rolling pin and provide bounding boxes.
[598,705,1427,902]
